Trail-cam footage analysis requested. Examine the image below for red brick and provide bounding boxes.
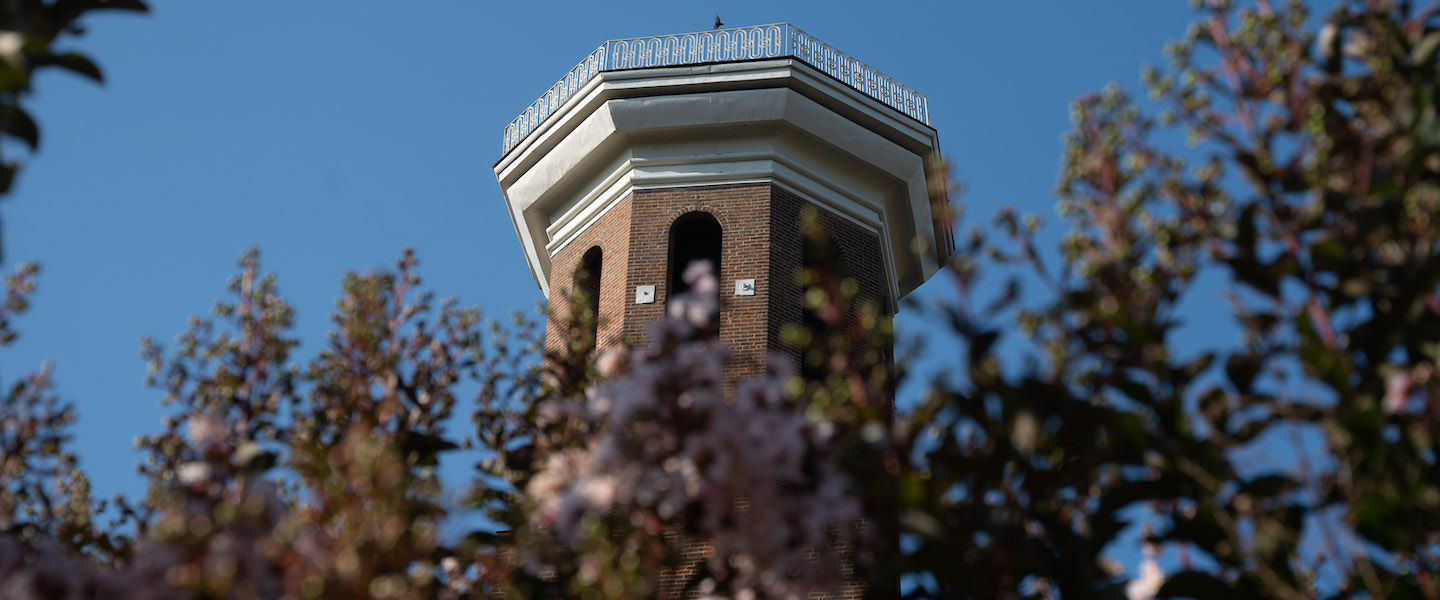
[543,183,892,599]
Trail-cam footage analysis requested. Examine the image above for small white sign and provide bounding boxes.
[735,279,756,296]
[635,285,656,304]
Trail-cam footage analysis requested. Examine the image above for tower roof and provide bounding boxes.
[493,24,952,304]
[500,23,931,156]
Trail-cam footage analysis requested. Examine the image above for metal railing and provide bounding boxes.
[501,23,929,155]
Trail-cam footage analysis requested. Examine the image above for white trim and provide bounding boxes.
[768,178,900,312]
[542,147,891,255]
[544,162,635,252]
[494,64,947,301]
[538,161,903,305]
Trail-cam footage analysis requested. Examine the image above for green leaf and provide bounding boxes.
[969,330,999,363]
[1225,354,1261,393]
[1418,112,1440,148]
[1112,374,1156,406]
[1,105,40,150]
[239,449,279,473]
[1411,31,1440,67]
[1354,491,1405,548]
[40,52,104,83]
[399,431,460,462]
[1156,570,1233,598]
[50,0,150,19]
[1197,389,1231,434]
[92,0,150,12]
[1179,353,1215,381]
[1309,237,1345,269]
[0,161,16,195]
[1161,506,1228,556]
[1239,474,1299,500]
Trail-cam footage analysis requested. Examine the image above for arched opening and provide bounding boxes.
[574,246,603,348]
[667,212,722,332]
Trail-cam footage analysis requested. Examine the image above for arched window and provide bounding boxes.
[574,246,603,348]
[667,212,722,332]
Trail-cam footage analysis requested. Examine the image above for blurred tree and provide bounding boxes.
[0,0,148,262]
[894,1,1440,597]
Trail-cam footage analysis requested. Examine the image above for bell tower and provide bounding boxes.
[493,23,950,383]
[494,24,951,598]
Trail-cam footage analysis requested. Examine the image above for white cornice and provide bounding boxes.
[493,63,948,302]
[541,150,896,303]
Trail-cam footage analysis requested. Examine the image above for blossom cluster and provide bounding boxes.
[525,261,862,597]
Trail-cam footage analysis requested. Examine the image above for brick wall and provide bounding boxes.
[546,194,633,355]
[546,183,887,380]
[768,186,889,372]
[623,183,775,386]
[543,183,891,599]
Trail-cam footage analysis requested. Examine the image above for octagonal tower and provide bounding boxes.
[493,24,951,598]
[494,23,950,383]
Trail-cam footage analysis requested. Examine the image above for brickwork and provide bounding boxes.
[623,184,774,386]
[545,195,633,355]
[542,183,891,599]
[768,187,892,600]
[545,183,887,381]
[767,186,889,371]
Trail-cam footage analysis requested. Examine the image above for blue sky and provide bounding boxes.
[0,1,1210,508]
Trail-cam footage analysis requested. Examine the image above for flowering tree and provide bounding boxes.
[891,1,1440,597]
[480,258,877,599]
[3,250,496,598]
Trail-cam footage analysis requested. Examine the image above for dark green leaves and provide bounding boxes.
[1155,571,1234,598]
[36,51,104,83]
[1,105,40,150]
[905,2,1440,598]
[0,0,150,261]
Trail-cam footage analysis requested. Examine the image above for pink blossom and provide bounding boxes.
[527,316,860,596]
[177,462,212,486]
[1126,543,1165,600]
[1384,371,1411,414]
[187,413,227,448]
[596,347,627,377]
[667,260,720,329]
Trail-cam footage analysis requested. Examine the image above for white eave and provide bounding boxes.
[493,58,951,302]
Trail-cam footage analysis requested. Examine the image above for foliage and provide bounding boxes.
[3,250,500,598]
[0,0,148,261]
[475,258,882,599]
[894,1,1440,597]
[1,263,129,565]
[0,245,889,599]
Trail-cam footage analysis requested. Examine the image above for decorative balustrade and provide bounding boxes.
[501,23,929,155]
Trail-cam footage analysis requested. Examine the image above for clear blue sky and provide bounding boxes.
[0,1,1209,508]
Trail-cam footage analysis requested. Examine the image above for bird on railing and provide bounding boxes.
[713,15,723,29]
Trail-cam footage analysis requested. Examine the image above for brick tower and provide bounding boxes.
[495,24,950,382]
[493,24,949,598]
